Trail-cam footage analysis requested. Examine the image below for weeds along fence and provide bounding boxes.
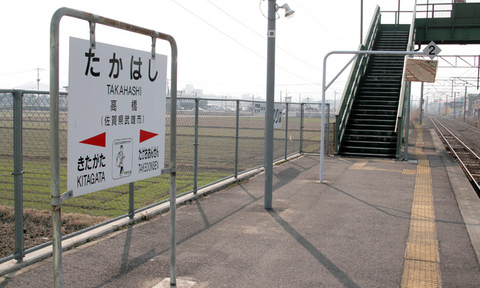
[0,89,332,264]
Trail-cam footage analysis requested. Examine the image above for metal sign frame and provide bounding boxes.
[50,8,178,287]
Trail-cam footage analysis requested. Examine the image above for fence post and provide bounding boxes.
[300,103,304,153]
[128,182,134,219]
[235,100,240,178]
[326,103,330,155]
[284,103,289,159]
[13,90,24,262]
[193,98,199,194]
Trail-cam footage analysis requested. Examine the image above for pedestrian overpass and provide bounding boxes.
[335,1,480,158]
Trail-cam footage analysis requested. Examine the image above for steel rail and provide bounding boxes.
[446,118,480,135]
[430,116,480,192]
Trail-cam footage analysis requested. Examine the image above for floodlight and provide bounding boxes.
[281,3,295,18]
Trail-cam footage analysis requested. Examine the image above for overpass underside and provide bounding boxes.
[415,2,480,45]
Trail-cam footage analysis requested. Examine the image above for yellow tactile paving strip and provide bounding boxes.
[402,129,441,288]
[349,160,416,175]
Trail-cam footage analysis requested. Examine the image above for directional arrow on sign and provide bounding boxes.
[79,130,157,147]
[79,132,106,147]
[139,129,158,143]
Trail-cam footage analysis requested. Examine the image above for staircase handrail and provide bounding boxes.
[395,3,417,158]
[334,5,381,154]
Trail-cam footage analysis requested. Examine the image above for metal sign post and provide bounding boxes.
[50,8,178,287]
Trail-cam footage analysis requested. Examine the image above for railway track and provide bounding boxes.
[430,116,480,195]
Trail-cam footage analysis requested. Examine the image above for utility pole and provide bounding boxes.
[420,82,424,125]
[334,91,337,112]
[451,79,454,117]
[445,95,448,116]
[397,0,401,25]
[464,85,467,121]
[360,0,363,44]
[454,92,457,117]
[426,96,428,116]
[264,0,276,209]
[37,67,41,90]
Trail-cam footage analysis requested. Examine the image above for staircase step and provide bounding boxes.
[360,83,400,87]
[349,113,397,120]
[348,121,396,127]
[352,110,397,116]
[375,47,408,51]
[357,93,399,97]
[363,76,402,81]
[368,69,403,74]
[345,129,397,136]
[354,103,399,109]
[356,97,399,102]
[354,105,398,111]
[347,124,395,131]
[338,25,408,159]
[339,150,397,158]
[369,63,404,68]
[359,88,400,93]
[358,87,400,92]
[343,134,397,141]
[355,97,399,103]
[371,56,405,61]
[341,140,397,148]
[376,40,408,45]
[356,93,399,98]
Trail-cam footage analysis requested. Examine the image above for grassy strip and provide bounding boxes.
[0,114,328,218]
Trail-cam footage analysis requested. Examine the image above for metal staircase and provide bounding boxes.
[338,28,409,157]
[335,2,479,159]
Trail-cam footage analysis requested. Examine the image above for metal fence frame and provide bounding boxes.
[0,89,330,268]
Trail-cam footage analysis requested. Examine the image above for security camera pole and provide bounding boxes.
[264,0,276,209]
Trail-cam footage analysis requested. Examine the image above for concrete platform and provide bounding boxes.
[1,126,480,287]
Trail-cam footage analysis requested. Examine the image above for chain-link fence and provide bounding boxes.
[0,90,332,264]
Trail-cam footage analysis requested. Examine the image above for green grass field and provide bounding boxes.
[0,108,331,256]
[0,111,329,217]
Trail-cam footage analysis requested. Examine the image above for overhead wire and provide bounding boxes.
[211,0,353,91]
[171,0,265,60]
[172,0,322,89]
[0,68,44,76]
[289,0,351,47]
[207,0,323,74]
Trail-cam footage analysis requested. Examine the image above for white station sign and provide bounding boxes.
[253,102,283,129]
[67,37,167,198]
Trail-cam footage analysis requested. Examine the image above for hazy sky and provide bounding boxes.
[1,0,479,102]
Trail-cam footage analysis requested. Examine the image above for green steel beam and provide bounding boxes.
[415,3,480,45]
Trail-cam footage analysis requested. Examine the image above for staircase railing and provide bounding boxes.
[395,4,417,159]
[334,6,381,155]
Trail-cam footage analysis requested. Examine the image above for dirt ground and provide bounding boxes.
[0,206,108,259]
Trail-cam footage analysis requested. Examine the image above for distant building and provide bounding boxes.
[473,99,480,120]
[468,93,480,118]
[182,84,203,98]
